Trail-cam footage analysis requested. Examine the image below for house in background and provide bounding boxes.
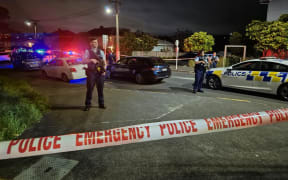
[267,0,288,21]
[152,40,174,52]
[88,26,130,51]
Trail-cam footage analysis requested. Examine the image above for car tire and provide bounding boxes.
[156,78,163,83]
[61,73,69,82]
[278,84,288,101]
[41,71,48,79]
[206,75,221,89]
[135,73,144,84]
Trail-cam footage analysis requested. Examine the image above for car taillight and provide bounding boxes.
[70,68,77,72]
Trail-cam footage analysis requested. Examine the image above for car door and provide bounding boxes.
[55,59,65,78]
[45,60,57,77]
[127,57,138,77]
[222,61,261,90]
[112,58,129,77]
[254,62,288,93]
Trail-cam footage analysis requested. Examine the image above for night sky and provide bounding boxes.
[0,0,267,35]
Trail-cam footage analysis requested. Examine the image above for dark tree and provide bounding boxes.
[0,6,10,33]
[279,14,288,22]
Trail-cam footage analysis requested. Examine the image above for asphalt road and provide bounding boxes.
[0,67,288,180]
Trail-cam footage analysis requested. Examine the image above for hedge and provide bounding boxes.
[0,76,49,141]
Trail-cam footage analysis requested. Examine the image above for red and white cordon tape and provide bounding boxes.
[1,108,288,160]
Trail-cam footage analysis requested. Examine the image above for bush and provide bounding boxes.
[226,55,242,66]
[217,55,242,67]
[217,57,224,67]
[188,60,195,67]
[0,76,49,141]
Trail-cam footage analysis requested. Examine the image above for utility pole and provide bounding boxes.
[33,21,38,39]
[109,0,121,61]
[25,19,39,39]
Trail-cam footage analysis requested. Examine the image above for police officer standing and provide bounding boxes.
[193,50,210,93]
[209,52,219,68]
[105,48,115,79]
[84,38,106,111]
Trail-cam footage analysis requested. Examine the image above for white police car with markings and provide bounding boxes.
[41,57,86,82]
[206,58,288,100]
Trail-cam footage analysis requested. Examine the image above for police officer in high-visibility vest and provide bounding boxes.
[209,52,219,68]
[83,38,107,111]
[193,50,210,93]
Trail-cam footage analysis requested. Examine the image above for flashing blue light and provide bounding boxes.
[0,63,13,69]
[36,49,46,54]
[64,51,81,56]
[69,77,87,84]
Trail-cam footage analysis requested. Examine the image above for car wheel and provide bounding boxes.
[207,76,221,89]
[278,84,288,101]
[156,78,163,83]
[135,73,144,84]
[61,74,69,82]
[41,71,48,79]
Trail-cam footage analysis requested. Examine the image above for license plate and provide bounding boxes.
[162,68,167,71]
[30,64,38,67]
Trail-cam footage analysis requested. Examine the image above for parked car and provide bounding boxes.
[41,57,86,82]
[206,58,288,100]
[0,52,11,62]
[110,56,171,84]
[10,46,44,70]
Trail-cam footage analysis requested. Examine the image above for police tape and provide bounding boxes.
[163,58,195,61]
[1,108,288,160]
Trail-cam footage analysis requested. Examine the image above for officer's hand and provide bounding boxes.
[90,59,98,64]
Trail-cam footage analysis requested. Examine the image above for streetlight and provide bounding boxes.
[105,6,112,14]
[24,20,38,39]
[106,0,121,61]
[24,20,32,27]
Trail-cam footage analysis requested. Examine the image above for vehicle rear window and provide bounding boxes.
[233,61,261,71]
[137,57,165,65]
[66,59,82,65]
[261,62,288,72]
[150,57,165,64]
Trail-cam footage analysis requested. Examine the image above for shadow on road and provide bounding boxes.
[51,105,98,111]
[108,77,165,85]
[169,87,194,93]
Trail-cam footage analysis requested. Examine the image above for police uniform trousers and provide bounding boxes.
[193,68,205,91]
[210,61,217,68]
[85,71,105,106]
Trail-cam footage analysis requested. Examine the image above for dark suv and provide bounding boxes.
[110,56,171,84]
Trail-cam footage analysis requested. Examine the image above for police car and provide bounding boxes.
[41,57,86,82]
[206,57,288,100]
[11,47,44,70]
